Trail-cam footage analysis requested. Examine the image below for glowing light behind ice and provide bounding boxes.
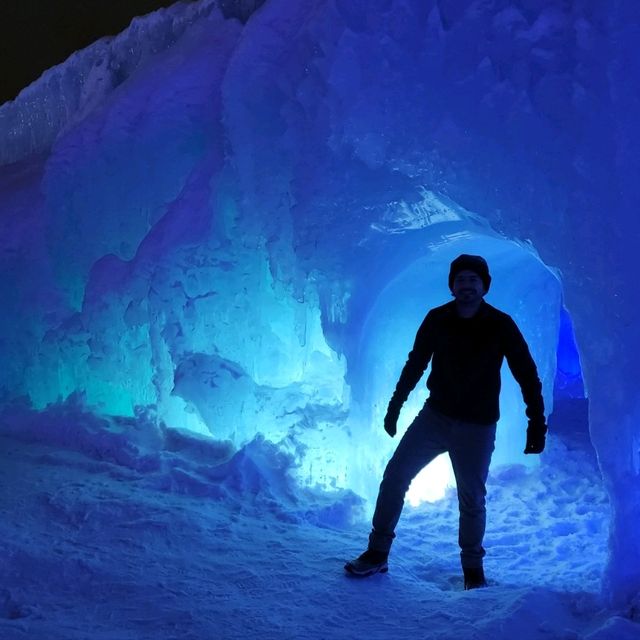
[353,231,560,506]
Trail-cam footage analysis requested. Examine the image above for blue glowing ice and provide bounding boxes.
[0,0,639,610]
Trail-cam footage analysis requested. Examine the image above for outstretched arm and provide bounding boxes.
[503,317,547,453]
[384,313,435,437]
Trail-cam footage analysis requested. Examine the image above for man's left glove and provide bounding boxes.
[524,420,547,454]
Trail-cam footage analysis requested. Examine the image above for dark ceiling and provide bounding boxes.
[0,1,196,105]
[0,1,266,105]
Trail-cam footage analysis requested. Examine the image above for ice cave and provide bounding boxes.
[0,1,639,638]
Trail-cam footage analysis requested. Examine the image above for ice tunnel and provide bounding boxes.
[0,0,639,610]
[347,224,563,506]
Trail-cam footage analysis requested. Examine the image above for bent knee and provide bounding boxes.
[380,467,413,494]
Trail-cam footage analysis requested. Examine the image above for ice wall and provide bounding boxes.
[0,1,221,166]
[0,0,638,606]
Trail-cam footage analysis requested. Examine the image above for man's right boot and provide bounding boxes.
[344,549,389,576]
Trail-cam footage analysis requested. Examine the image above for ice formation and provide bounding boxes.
[0,0,638,609]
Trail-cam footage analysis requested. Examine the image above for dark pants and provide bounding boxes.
[368,403,496,569]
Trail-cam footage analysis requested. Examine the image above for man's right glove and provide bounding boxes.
[384,400,401,438]
[524,420,547,454]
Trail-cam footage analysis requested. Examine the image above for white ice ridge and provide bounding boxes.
[372,188,494,234]
[0,0,217,166]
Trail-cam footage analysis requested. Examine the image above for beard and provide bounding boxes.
[455,290,482,304]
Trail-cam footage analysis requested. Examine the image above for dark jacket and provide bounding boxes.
[391,300,545,425]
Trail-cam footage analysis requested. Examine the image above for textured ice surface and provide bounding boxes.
[0,0,639,608]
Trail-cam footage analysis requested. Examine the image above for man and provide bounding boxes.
[345,254,547,589]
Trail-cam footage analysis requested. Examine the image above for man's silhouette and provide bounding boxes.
[345,254,547,589]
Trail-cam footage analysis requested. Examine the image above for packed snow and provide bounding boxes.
[1,399,638,640]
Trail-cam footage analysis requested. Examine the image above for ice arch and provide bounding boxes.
[348,229,561,505]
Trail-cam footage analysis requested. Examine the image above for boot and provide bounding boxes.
[463,566,488,590]
[344,549,389,576]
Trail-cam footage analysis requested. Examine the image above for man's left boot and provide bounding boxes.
[463,566,488,590]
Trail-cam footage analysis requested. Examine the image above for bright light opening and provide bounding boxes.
[356,232,562,508]
[406,454,455,505]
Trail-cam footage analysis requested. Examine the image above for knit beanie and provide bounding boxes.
[448,254,491,292]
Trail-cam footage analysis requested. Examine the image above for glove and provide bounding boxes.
[524,420,547,454]
[384,400,401,438]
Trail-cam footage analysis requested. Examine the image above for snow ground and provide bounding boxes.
[0,404,638,640]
